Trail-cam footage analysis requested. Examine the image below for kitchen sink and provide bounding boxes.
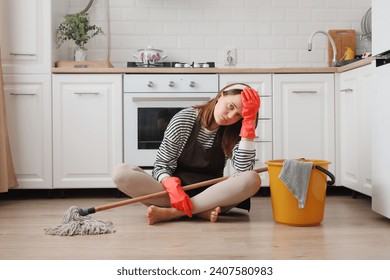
[335,58,363,67]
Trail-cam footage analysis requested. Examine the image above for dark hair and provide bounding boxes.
[193,83,258,158]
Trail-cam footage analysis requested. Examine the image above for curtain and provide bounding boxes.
[0,47,18,192]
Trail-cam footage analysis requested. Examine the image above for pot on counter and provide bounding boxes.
[133,46,168,64]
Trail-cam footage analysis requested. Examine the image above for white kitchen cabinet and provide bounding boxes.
[336,64,373,196]
[219,74,273,186]
[273,74,335,175]
[52,74,123,189]
[0,0,53,74]
[3,75,52,189]
[1,0,66,190]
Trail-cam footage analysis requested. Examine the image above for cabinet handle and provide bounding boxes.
[147,81,154,87]
[9,53,36,57]
[74,92,100,95]
[339,88,353,93]
[292,90,317,94]
[168,81,175,87]
[10,92,37,96]
[189,81,196,87]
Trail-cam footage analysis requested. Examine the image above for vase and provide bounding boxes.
[74,48,87,61]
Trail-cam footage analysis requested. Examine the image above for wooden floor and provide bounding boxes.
[1,188,390,260]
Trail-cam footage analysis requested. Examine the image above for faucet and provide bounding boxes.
[308,30,337,67]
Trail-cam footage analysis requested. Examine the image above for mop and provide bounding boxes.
[44,206,116,236]
[44,167,268,236]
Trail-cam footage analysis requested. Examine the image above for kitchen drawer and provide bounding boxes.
[124,74,219,93]
[255,119,272,142]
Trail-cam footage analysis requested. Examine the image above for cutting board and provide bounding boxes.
[328,29,356,66]
[55,60,113,68]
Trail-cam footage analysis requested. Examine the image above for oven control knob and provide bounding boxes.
[184,63,191,68]
[147,81,154,87]
[168,81,175,87]
[189,81,196,87]
[174,63,181,68]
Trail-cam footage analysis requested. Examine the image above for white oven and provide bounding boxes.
[123,74,219,169]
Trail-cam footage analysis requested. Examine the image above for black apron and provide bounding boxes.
[173,118,250,210]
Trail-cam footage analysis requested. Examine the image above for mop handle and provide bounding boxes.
[78,167,268,216]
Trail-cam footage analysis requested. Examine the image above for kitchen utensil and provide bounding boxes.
[133,46,168,64]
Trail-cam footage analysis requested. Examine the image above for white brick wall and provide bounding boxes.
[66,0,371,68]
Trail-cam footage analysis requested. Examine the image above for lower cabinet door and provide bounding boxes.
[4,74,52,189]
[52,74,122,188]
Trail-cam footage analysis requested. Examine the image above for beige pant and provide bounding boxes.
[112,164,261,214]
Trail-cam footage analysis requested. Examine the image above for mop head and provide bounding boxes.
[44,206,116,236]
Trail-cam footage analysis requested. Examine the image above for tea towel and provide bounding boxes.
[278,159,313,208]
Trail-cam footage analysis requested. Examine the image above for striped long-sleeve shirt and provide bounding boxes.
[152,107,256,182]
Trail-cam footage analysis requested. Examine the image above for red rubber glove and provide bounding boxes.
[162,177,194,217]
[240,87,261,139]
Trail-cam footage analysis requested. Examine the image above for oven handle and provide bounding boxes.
[131,97,211,102]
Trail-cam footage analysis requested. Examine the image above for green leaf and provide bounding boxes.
[55,12,104,49]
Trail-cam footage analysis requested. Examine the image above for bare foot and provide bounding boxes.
[147,205,185,225]
[196,206,221,223]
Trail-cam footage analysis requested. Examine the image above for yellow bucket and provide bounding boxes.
[265,159,335,226]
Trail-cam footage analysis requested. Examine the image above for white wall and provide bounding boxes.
[67,0,372,68]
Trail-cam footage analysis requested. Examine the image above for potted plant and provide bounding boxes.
[56,12,104,61]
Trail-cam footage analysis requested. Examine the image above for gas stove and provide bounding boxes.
[127,61,215,68]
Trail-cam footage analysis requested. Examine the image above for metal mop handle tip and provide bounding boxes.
[78,207,96,216]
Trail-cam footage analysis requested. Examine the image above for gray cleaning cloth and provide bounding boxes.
[278,159,313,208]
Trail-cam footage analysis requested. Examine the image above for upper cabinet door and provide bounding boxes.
[0,0,51,74]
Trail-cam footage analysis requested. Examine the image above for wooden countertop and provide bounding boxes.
[52,57,373,74]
